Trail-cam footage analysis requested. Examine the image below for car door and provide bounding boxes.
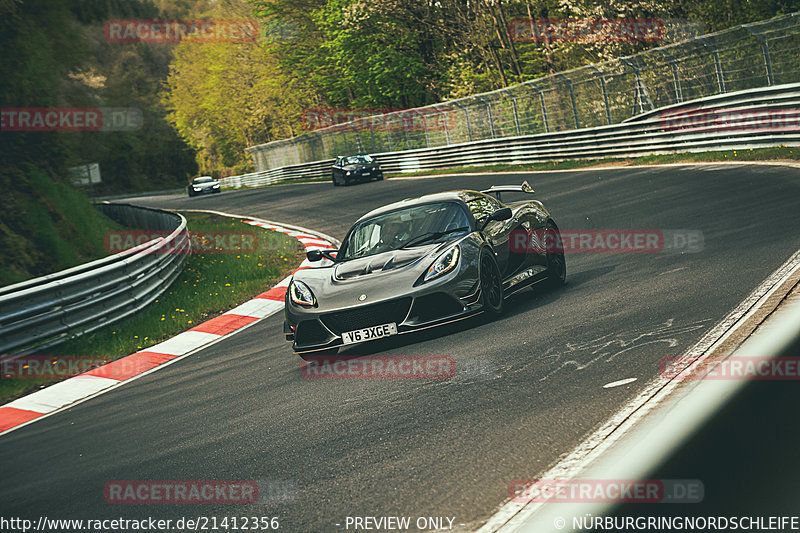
[466,194,514,276]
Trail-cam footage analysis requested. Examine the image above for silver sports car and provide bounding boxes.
[283,182,566,357]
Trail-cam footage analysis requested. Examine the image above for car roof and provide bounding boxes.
[355,190,487,223]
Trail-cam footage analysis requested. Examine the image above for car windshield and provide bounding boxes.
[339,202,470,260]
[343,155,373,165]
[193,177,214,184]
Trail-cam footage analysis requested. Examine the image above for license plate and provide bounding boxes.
[341,323,397,344]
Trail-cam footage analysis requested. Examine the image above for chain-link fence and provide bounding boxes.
[247,13,800,172]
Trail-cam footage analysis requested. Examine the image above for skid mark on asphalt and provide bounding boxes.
[537,318,711,382]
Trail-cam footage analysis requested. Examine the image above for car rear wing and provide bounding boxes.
[481,181,534,202]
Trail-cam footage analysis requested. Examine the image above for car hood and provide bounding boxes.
[333,244,445,280]
[193,181,218,188]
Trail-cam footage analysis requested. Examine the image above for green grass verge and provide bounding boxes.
[385,146,800,178]
[0,212,304,404]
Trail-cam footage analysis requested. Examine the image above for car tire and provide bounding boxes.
[298,347,339,361]
[480,251,504,316]
[332,178,339,186]
[544,222,567,287]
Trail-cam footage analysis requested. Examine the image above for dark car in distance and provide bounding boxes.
[187,176,221,196]
[331,154,383,186]
[283,182,566,357]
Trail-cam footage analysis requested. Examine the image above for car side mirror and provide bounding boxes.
[307,249,338,262]
[480,207,512,231]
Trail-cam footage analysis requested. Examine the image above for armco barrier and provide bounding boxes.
[219,83,800,189]
[0,203,189,355]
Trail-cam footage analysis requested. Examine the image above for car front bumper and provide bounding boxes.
[285,277,482,354]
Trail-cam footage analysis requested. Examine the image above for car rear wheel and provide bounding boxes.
[480,251,504,316]
[544,223,566,286]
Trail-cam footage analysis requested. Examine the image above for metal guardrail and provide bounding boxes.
[0,203,189,355]
[246,13,800,171]
[219,82,800,188]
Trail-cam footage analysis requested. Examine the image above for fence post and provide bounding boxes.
[369,121,376,152]
[621,57,653,116]
[697,37,726,94]
[462,104,473,142]
[502,87,523,136]
[587,65,612,124]
[528,82,550,133]
[657,49,683,104]
[743,25,775,86]
[481,97,496,138]
[422,111,431,148]
[385,115,394,152]
[554,73,580,129]
[443,109,452,146]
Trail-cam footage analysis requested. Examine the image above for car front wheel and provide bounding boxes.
[480,251,504,316]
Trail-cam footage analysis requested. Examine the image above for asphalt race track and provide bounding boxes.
[2,164,799,531]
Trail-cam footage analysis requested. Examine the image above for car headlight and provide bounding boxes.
[345,171,351,176]
[289,280,316,306]
[193,187,200,191]
[423,245,460,282]
[212,184,219,188]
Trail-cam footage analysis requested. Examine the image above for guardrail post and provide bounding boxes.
[588,65,612,124]
[697,37,726,94]
[554,73,580,129]
[743,25,775,86]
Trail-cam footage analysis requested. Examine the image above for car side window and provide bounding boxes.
[466,195,501,221]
